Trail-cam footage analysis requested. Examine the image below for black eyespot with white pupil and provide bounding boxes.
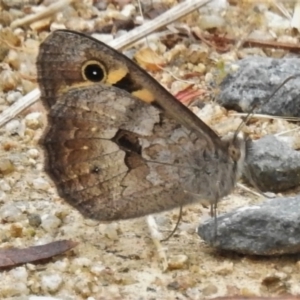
[82,61,105,82]
[91,166,101,173]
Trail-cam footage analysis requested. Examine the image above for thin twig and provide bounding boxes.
[10,0,75,29]
[273,0,292,20]
[0,0,212,128]
[109,0,211,50]
[275,126,300,136]
[0,88,40,126]
[237,183,265,199]
[231,112,300,122]
[193,27,300,52]
[291,0,300,31]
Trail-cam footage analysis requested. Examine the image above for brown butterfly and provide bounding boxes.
[36,30,249,222]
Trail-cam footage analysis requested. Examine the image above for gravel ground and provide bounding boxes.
[1,0,300,299]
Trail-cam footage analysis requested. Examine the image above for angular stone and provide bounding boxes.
[198,196,300,255]
[243,135,300,192]
[218,57,300,117]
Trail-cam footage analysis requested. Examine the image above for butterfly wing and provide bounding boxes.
[37,30,243,221]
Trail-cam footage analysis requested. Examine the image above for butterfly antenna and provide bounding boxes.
[160,205,183,242]
[234,73,300,139]
[211,200,218,243]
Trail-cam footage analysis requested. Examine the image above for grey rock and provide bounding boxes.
[218,57,300,117]
[243,135,300,192]
[198,196,300,255]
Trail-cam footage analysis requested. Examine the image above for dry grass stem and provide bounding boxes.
[10,0,75,29]
[232,112,300,122]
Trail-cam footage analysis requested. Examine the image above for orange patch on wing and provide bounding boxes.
[132,89,155,103]
[106,67,128,84]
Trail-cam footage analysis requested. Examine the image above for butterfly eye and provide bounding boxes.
[82,60,106,82]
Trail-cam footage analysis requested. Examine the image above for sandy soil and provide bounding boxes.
[1,0,300,299]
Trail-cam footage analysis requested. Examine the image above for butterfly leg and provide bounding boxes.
[146,215,168,271]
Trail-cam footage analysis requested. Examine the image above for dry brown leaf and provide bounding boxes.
[134,47,166,71]
[0,240,78,268]
[174,84,206,105]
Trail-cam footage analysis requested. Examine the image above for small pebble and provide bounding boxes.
[27,148,39,159]
[6,49,20,70]
[92,33,114,44]
[0,190,7,201]
[6,91,22,104]
[104,223,119,240]
[154,214,169,226]
[10,223,23,237]
[28,213,42,227]
[73,257,92,268]
[30,17,52,32]
[73,275,92,296]
[240,287,259,297]
[41,214,62,233]
[41,273,63,293]
[185,287,202,299]
[0,203,23,222]
[198,14,226,29]
[25,112,43,130]
[23,38,40,49]
[65,17,89,32]
[32,177,50,190]
[194,63,206,74]
[121,4,136,18]
[90,262,105,275]
[9,266,28,282]
[205,72,214,84]
[21,79,36,94]
[26,263,36,271]
[2,282,29,297]
[215,262,234,275]
[281,266,293,274]
[50,22,67,31]
[84,219,99,226]
[5,119,21,135]
[167,281,180,290]
[0,68,20,92]
[94,0,107,10]
[0,179,11,191]
[168,254,188,270]
[0,10,13,26]
[13,28,25,38]
[52,259,69,272]
[202,283,218,296]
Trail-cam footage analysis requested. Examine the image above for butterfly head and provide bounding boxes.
[221,131,251,180]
